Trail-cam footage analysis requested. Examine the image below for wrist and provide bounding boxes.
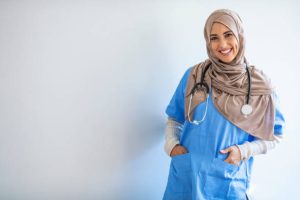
[235,145,243,161]
[237,142,251,161]
[166,141,180,156]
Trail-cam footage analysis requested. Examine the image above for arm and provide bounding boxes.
[166,118,284,160]
[220,135,283,165]
[164,118,187,156]
[164,68,192,156]
[223,91,285,164]
[237,135,283,161]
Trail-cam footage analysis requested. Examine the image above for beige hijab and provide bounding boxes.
[184,9,276,140]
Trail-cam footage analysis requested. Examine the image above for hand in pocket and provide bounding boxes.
[170,144,188,157]
[220,145,241,166]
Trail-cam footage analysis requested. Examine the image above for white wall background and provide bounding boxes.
[0,0,299,199]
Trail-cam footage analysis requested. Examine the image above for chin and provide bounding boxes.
[219,58,234,64]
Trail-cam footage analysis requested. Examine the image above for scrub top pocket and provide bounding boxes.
[168,153,192,193]
[203,158,247,199]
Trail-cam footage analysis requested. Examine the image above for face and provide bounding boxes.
[209,22,239,63]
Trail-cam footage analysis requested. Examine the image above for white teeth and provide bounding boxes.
[220,49,231,54]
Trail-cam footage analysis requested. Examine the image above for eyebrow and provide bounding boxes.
[210,31,233,37]
[223,31,233,35]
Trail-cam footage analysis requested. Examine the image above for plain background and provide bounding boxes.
[0,0,299,199]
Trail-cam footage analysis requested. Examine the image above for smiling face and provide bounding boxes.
[209,22,239,63]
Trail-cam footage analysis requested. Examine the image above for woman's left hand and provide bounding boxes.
[220,145,242,166]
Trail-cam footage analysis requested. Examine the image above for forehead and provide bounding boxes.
[210,22,231,34]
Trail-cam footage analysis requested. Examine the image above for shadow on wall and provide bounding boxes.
[106,20,172,162]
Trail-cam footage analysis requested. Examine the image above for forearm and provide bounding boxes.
[237,134,283,160]
[164,118,183,156]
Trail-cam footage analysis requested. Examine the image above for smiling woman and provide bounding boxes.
[209,23,239,63]
[162,9,285,200]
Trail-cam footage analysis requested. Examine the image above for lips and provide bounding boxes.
[219,48,232,56]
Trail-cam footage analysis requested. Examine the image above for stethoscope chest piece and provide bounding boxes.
[241,104,253,116]
[188,62,253,123]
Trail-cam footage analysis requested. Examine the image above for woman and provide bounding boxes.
[163,9,285,200]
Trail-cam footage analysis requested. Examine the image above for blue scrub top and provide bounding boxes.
[163,68,285,200]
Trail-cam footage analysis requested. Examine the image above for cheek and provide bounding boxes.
[234,43,239,55]
[232,39,239,52]
[210,43,218,53]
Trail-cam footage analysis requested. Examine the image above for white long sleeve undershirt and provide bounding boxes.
[164,118,282,159]
[164,118,183,156]
[236,134,283,160]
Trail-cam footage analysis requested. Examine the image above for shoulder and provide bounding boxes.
[250,65,271,81]
[188,60,210,80]
[178,60,210,87]
[249,65,274,90]
[181,62,203,82]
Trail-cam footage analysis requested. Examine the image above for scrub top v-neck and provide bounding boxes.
[163,68,285,200]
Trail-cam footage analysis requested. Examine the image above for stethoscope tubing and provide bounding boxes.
[187,63,252,125]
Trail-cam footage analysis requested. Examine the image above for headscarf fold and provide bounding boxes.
[184,9,275,140]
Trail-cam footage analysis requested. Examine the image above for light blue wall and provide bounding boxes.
[0,1,299,199]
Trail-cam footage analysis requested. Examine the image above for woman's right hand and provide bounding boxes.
[170,144,188,157]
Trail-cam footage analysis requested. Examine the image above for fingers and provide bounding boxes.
[222,146,241,166]
[224,156,238,165]
[181,149,187,154]
[220,147,232,154]
[170,145,188,157]
[181,146,188,154]
[176,146,188,155]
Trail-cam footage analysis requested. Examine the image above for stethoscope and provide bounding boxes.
[187,63,253,125]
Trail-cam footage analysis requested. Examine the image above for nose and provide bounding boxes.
[219,38,227,49]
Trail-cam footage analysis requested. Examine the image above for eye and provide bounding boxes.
[224,32,233,38]
[210,36,218,41]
